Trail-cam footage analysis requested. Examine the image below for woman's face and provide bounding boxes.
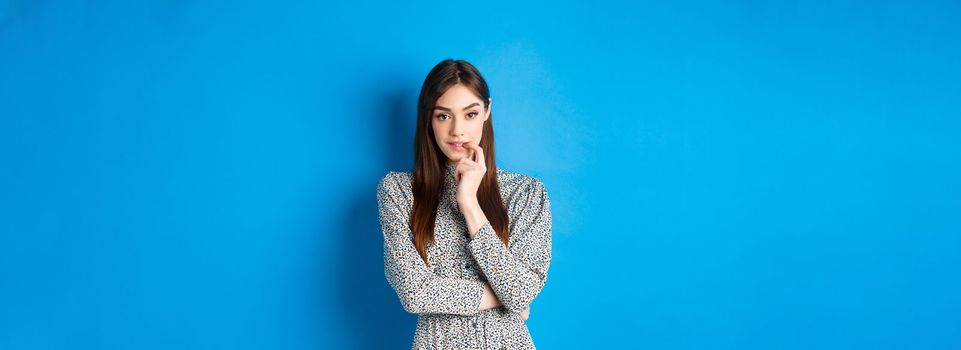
[431,84,491,164]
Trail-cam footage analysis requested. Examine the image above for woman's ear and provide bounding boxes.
[485,97,492,120]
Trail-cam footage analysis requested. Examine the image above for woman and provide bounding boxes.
[376,59,552,349]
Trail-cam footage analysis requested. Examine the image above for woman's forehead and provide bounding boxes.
[435,85,484,109]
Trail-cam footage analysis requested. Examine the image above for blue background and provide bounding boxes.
[2,1,959,349]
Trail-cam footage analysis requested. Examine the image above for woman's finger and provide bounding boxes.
[455,159,467,182]
[465,140,484,164]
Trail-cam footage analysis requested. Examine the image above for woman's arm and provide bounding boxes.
[461,198,490,238]
[454,141,552,315]
[462,179,553,314]
[378,172,487,316]
[482,284,531,320]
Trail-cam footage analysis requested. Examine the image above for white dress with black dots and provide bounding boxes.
[376,162,552,349]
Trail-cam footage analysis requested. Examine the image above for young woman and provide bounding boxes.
[376,59,552,349]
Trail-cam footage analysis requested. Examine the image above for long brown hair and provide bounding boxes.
[411,59,510,266]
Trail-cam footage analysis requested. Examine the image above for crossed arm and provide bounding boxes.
[378,172,551,317]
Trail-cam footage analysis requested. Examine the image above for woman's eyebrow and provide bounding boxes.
[433,102,480,112]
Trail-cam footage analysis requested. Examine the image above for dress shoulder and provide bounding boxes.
[497,167,546,191]
[378,170,412,190]
[376,171,414,207]
[496,167,548,214]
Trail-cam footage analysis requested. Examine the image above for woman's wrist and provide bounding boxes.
[456,195,480,211]
[460,200,488,239]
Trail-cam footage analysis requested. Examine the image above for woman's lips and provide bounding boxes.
[447,142,466,151]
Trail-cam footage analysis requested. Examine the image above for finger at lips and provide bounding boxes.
[465,141,484,163]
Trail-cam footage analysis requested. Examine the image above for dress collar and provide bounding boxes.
[443,162,457,194]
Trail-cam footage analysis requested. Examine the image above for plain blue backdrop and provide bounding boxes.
[1,0,959,349]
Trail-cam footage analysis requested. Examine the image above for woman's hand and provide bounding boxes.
[479,283,502,311]
[520,307,530,321]
[454,140,487,210]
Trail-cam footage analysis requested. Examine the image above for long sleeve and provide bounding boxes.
[377,172,485,316]
[468,178,552,314]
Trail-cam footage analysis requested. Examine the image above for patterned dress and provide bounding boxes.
[377,162,552,349]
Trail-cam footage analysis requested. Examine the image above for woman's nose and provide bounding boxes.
[450,122,464,136]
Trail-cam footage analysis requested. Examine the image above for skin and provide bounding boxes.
[431,84,531,321]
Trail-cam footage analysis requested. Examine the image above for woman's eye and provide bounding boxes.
[467,112,478,119]
[436,114,449,120]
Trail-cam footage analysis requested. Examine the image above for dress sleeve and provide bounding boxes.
[468,178,552,314]
[377,172,485,316]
